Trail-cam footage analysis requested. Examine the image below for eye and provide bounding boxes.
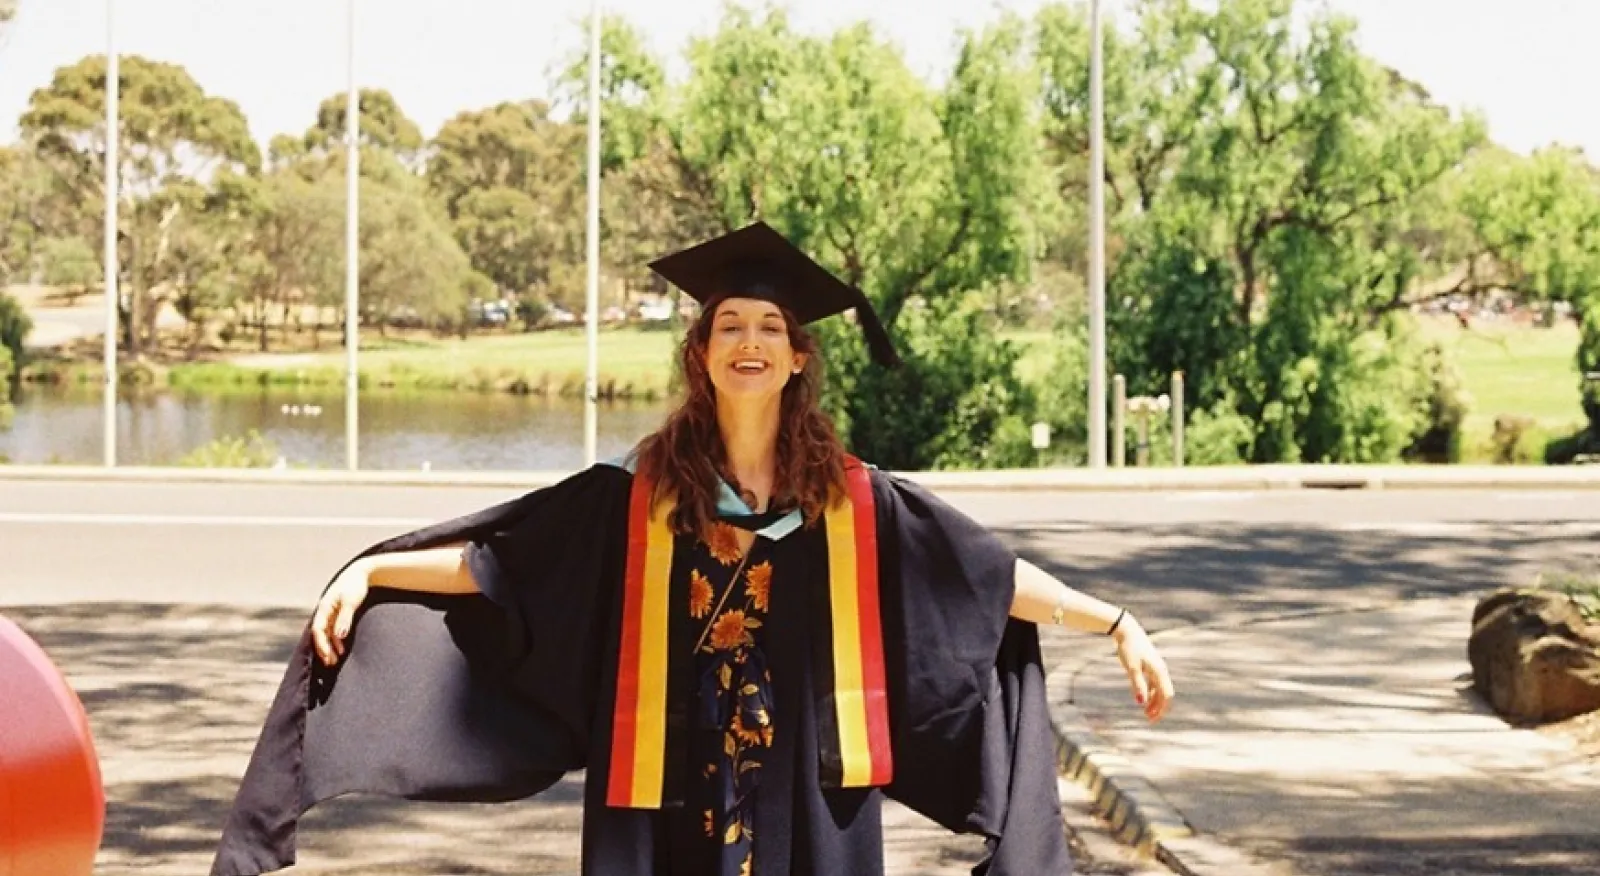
[719,324,740,334]
[761,324,783,335]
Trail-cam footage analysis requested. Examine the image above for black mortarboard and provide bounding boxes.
[647,221,901,367]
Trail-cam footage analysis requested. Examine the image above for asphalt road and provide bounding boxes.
[2,479,1596,608]
[5,479,1599,875]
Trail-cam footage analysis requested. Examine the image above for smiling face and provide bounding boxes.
[703,297,808,403]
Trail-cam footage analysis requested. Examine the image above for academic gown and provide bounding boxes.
[209,461,1072,876]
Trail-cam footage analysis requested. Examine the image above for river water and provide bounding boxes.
[1,385,673,471]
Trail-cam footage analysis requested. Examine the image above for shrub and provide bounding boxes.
[1533,570,1600,624]
[1489,415,1546,465]
[176,430,282,468]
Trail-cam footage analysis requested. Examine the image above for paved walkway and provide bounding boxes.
[1048,596,1600,876]
[11,602,1128,876]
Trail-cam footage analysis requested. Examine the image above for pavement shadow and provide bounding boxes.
[7,603,590,875]
[1001,522,1600,631]
[1024,539,1600,876]
[1250,829,1600,876]
[5,602,987,875]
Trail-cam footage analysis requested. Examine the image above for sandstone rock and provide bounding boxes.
[1468,587,1600,724]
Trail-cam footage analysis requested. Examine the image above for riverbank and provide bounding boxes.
[23,326,683,401]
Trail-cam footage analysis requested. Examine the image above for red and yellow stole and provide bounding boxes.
[606,457,893,809]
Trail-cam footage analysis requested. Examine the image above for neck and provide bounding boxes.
[716,394,781,510]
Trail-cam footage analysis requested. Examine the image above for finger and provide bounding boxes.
[332,593,358,657]
[1149,664,1174,719]
[1127,659,1151,707]
[311,596,336,665]
[322,593,345,661]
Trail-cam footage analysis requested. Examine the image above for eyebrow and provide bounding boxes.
[715,309,784,321]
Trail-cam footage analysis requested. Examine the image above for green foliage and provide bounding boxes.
[1533,571,1600,624]
[307,88,425,159]
[176,429,281,468]
[20,53,260,356]
[1488,416,1548,465]
[0,342,13,428]
[1404,340,1471,463]
[8,3,1600,466]
[821,294,1035,470]
[37,235,99,291]
[1581,306,1600,435]
[0,289,31,383]
[1183,403,1256,465]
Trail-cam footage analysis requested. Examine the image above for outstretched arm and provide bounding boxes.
[1009,558,1175,723]
[312,544,479,665]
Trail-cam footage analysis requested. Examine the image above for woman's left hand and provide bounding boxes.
[1112,616,1175,723]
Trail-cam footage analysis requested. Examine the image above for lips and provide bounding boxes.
[731,359,770,374]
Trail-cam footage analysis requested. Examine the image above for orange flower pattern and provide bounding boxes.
[689,570,714,619]
[744,561,771,612]
[686,521,774,876]
[706,522,744,566]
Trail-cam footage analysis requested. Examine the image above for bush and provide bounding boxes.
[0,344,12,429]
[1489,415,1547,465]
[820,293,1036,471]
[1404,342,1471,463]
[0,290,31,384]
[1544,427,1600,465]
[1581,306,1600,435]
[1534,570,1600,623]
[176,430,282,468]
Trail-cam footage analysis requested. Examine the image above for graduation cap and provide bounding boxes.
[647,221,902,367]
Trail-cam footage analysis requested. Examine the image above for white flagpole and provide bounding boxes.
[344,0,360,471]
[1087,0,1107,468]
[583,0,602,467]
[102,0,119,468]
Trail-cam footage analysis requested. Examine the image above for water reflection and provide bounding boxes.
[1,385,672,471]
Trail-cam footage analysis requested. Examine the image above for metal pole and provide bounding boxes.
[1086,0,1107,468]
[1112,373,1125,468]
[344,0,360,471]
[1172,371,1185,467]
[583,0,602,467]
[102,0,118,468]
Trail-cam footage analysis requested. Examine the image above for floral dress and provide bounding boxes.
[685,519,777,876]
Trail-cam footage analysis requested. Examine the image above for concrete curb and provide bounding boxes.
[3,461,1600,491]
[1047,668,1288,876]
[1047,671,1193,857]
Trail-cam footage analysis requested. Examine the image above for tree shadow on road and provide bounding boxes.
[1001,522,1600,631]
[5,602,988,875]
[1002,523,1600,876]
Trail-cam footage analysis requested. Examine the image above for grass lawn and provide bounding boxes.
[1416,316,1585,456]
[171,326,682,398]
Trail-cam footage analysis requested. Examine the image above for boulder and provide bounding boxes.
[1469,587,1600,724]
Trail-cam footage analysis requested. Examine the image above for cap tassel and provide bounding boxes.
[853,293,902,368]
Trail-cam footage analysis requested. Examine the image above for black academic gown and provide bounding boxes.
[209,463,1072,876]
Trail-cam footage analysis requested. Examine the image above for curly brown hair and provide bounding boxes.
[635,302,848,539]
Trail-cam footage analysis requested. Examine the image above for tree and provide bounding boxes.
[19,54,260,356]
[0,289,32,397]
[1039,0,1488,463]
[582,7,1045,467]
[305,88,425,169]
[0,146,51,286]
[426,101,584,303]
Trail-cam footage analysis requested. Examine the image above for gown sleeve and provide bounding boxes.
[871,471,1073,876]
[209,464,634,876]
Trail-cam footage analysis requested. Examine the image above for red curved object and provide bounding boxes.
[0,614,105,876]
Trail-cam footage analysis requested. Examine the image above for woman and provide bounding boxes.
[210,222,1174,876]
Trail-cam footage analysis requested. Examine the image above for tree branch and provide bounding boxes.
[880,207,972,330]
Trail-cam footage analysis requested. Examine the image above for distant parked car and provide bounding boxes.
[638,300,673,322]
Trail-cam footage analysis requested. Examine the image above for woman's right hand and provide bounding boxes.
[312,559,371,666]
